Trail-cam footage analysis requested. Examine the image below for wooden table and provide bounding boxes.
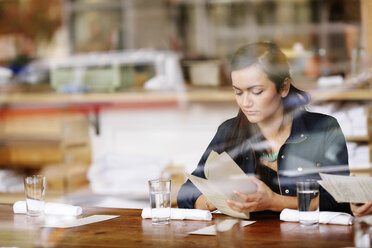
[0,204,354,248]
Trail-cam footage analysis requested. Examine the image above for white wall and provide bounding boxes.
[90,102,238,174]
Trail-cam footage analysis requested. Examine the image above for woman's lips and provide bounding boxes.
[244,110,258,115]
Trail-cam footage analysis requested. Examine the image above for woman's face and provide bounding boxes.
[231,65,287,125]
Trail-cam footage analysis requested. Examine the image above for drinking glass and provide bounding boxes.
[296,179,319,226]
[24,175,46,217]
[148,179,171,224]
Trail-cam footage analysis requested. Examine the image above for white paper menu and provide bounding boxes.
[319,173,372,203]
[186,150,257,219]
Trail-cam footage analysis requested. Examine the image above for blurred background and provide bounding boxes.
[0,0,371,209]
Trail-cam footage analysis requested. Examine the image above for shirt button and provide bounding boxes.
[281,155,285,159]
[245,156,249,160]
[285,189,289,194]
[297,167,303,171]
[316,163,321,167]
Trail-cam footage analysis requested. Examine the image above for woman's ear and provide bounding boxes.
[280,78,291,98]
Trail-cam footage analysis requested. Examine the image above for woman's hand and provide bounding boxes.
[226,177,278,213]
[195,194,217,211]
[351,202,372,217]
[349,173,372,217]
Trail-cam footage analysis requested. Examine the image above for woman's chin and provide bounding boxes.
[245,115,261,124]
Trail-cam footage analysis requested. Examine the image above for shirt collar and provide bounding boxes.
[286,110,308,144]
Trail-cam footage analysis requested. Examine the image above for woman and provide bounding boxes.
[177,41,351,214]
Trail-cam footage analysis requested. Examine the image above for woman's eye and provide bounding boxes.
[252,90,263,95]
[234,91,243,96]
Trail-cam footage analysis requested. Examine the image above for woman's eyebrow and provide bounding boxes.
[232,84,263,90]
[232,85,241,90]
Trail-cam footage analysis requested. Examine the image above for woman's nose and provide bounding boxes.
[242,94,253,107]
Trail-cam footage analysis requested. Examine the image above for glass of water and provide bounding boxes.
[296,179,319,226]
[148,179,171,224]
[24,175,46,217]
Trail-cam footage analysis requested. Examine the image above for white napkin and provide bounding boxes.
[141,208,212,221]
[13,201,83,216]
[280,208,354,225]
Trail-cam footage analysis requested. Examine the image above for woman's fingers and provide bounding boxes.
[249,176,261,185]
[358,202,372,215]
[228,178,276,212]
[233,190,251,201]
[352,202,372,216]
[233,190,262,206]
[226,199,255,213]
[206,199,217,211]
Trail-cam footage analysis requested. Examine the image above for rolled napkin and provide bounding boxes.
[13,201,83,216]
[280,208,354,225]
[141,208,212,221]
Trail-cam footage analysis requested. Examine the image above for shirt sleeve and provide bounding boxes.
[176,122,230,209]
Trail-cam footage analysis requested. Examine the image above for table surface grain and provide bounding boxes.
[0,204,355,248]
